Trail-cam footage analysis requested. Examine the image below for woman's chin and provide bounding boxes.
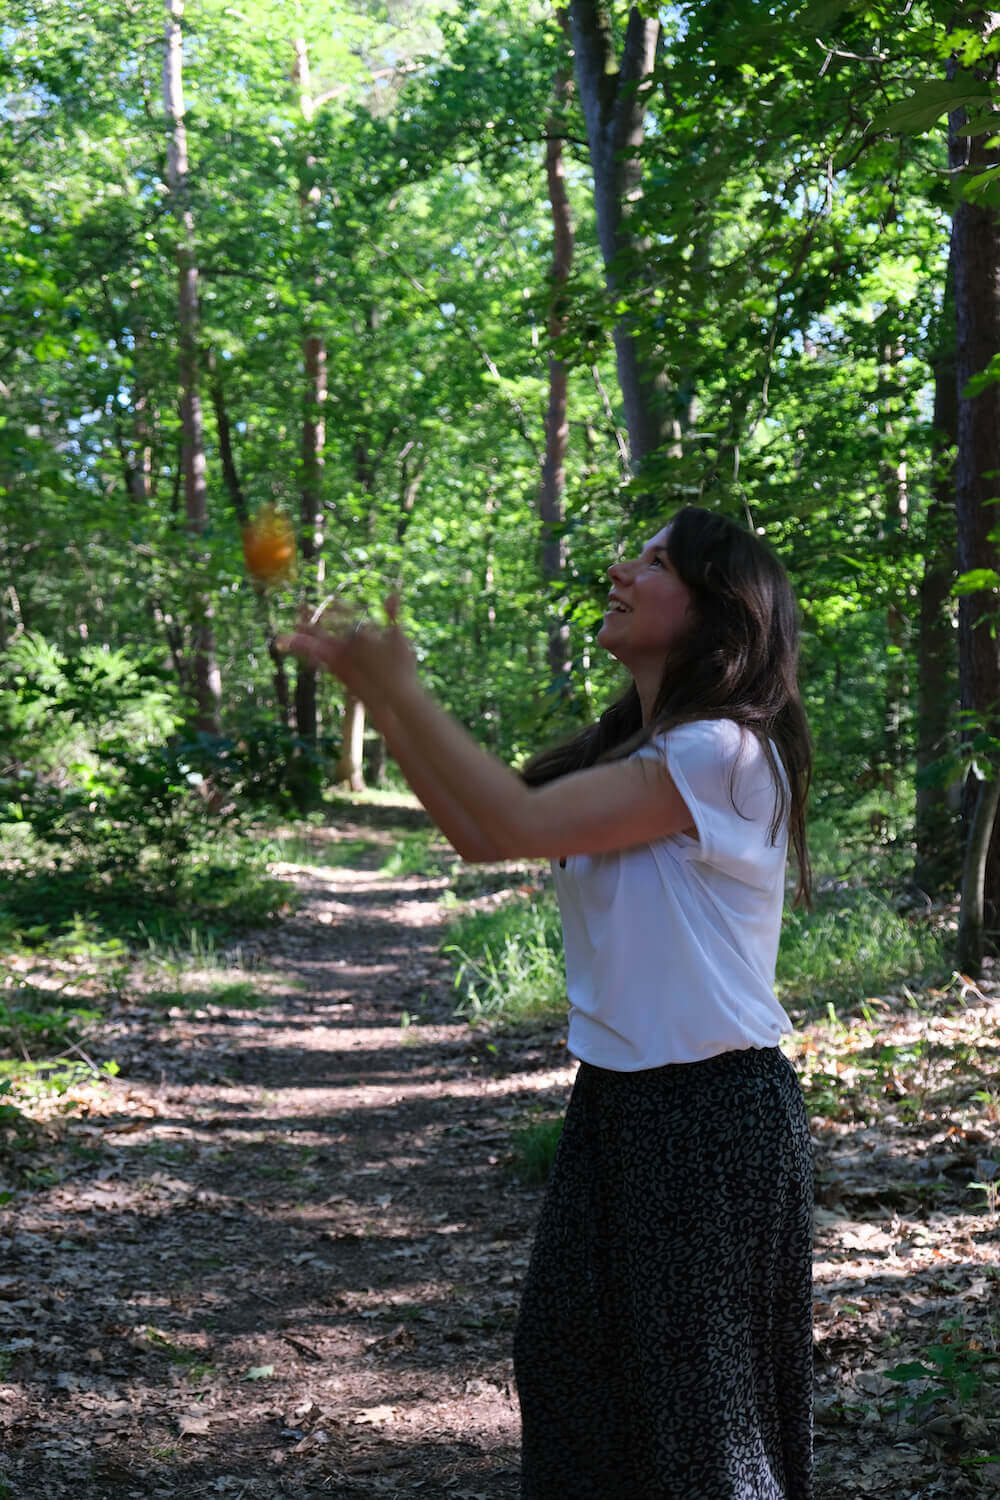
[596,622,627,664]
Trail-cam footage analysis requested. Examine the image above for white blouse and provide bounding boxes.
[551,718,792,1070]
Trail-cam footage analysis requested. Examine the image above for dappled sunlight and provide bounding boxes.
[4,814,1000,1497]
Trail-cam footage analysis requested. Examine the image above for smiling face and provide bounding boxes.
[596,526,696,708]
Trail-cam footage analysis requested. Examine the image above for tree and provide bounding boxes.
[162,0,222,736]
[567,1,665,470]
[947,12,1000,971]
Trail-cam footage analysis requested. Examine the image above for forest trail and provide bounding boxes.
[2,812,1000,1498]
[0,813,573,1498]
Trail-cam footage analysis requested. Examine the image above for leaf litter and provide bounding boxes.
[0,816,998,1496]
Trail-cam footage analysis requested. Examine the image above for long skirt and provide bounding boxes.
[513,1046,813,1500]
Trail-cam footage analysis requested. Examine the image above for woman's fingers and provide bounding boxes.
[274,630,332,664]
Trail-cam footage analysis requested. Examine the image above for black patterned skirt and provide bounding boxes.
[513,1046,814,1500]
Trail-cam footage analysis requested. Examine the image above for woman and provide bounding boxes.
[279,504,814,1500]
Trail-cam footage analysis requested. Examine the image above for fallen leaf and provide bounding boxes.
[353,1404,395,1425]
[178,1414,211,1436]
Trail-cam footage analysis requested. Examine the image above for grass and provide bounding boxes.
[775,886,947,1008]
[265,832,377,869]
[142,979,265,1010]
[445,891,565,1025]
[380,829,455,878]
[509,1116,564,1184]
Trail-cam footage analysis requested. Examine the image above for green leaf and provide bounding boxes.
[953,568,1000,596]
[963,354,1000,398]
[884,1361,937,1382]
[871,82,995,136]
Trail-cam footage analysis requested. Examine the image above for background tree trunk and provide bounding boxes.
[162,0,221,737]
[334,693,366,791]
[878,310,908,803]
[949,19,1000,971]
[292,34,327,753]
[915,257,961,897]
[209,355,292,729]
[540,11,574,695]
[568,0,666,470]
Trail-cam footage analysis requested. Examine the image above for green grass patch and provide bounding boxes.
[0,833,287,954]
[775,887,947,1009]
[380,828,457,878]
[509,1116,563,1184]
[266,832,376,869]
[445,891,565,1026]
[143,979,264,1010]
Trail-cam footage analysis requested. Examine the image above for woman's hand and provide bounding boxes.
[275,594,418,719]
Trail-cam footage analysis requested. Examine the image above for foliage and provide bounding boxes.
[884,1319,1000,1425]
[775,887,948,1007]
[0,635,286,943]
[509,1115,563,1185]
[446,890,566,1024]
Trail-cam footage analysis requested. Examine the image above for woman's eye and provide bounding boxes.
[650,556,665,568]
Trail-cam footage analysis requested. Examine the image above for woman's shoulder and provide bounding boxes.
[652,716,749,752]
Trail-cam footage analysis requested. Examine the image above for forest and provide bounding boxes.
[2,0,1000,1495]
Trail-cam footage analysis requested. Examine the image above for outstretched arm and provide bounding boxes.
[278,601,695,862]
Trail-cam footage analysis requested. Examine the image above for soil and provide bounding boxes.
[1,805,999,1498]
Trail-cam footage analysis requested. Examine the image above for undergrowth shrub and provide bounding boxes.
[775,887,947,1007]
[445,892,565,1025]
[0,635,286,944]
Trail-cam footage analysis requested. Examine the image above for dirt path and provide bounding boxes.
[0,816,572,1498]
[2,813,1000,1498]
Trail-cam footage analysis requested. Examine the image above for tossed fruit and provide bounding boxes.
[242,504,295,584]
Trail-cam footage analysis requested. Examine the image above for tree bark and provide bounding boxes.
[540,11,574,692]
[209,355,292,730]
[162,0,221,737]
[957,774,1000,973]
[948,15,1000,971]
[567,0,667,471]
[915,255,962,897]
[292,34,327,750]
[334,693,367,792]
[877,313,908,798]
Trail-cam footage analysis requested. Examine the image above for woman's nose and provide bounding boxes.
[608,557,629,583]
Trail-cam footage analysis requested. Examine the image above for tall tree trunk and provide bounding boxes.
[915,256,961,897]
[877,312,908,799]
[334,693,366,791]
[208,354,292,729]
[162,0,221,736]
[949,18,1000,973]
[540,11,574,693]
[567,1,667,471]
[292,34,327,751]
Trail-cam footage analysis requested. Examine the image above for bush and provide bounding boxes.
[509,1116,564,1184]
[0,635,286,944]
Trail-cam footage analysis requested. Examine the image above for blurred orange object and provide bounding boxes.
[242,505,295,584]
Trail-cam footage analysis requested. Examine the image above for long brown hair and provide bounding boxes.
[522,505,813,909]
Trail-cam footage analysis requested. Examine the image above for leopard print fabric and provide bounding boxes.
[513,1046,813,1499]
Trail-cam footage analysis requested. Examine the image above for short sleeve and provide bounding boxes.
[637,719,788,889]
